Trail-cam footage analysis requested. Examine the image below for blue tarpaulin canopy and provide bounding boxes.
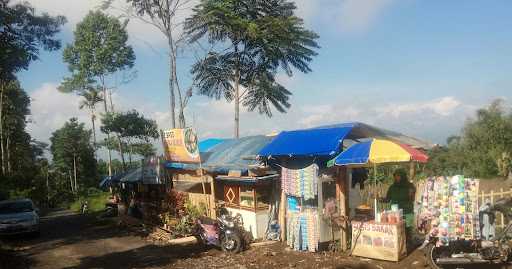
[199,138,225,152]
[165,135,273,174]
[258,124,354,157]
[258,122,433,158]
[330,139,372,165]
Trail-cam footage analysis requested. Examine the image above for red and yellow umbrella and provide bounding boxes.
[328,138,428,167]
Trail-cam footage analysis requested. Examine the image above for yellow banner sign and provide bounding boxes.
[162,128,200,163]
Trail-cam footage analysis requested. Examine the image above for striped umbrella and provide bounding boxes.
[328,138,428,167]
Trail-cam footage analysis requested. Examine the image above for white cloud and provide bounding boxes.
[26,82,480,148]
[378,96,462,118]
[28,83,88,142]
[337,0,395,33]
[24,0,197,47]
[292,0,397,34]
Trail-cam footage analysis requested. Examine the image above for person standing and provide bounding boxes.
[383,169,416,228]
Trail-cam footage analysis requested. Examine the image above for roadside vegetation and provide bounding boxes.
[69,188,111,213]
[426,100,512,179]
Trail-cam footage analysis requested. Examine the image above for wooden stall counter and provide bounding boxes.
[351,220,406,262]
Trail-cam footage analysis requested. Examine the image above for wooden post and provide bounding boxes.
[279,185,286,241]
[409,161,416,180]
[198,169,209,217]
[500,188,505,229]
[210,175,216,218]
[337,167,348,251]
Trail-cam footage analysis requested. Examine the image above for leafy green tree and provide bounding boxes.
[185,0,319,138]
[0,0,66,80]
[461,100,512,177]
[427,100,512,178]
[101,110,159,170]
[79,87,104,156]
[0,81,30,175]
[50,118,97,193]
[131,142,157,158]
[60,10,135,177]
[0,0,65,175]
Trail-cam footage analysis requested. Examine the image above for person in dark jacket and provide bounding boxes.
[384,168,416,227]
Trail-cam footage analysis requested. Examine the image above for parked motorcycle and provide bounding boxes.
[80,201,88,214]
[421,198,512,268]
[100,202,118,218]
[193,205,246,253]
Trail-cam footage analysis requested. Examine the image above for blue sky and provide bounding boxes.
[20,0,512,147]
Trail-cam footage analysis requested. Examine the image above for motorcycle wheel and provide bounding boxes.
[426,244,451,269]
[221,233,242,253]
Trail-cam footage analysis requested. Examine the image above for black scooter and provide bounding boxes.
[193,205,246,253]
[421,198,512,268]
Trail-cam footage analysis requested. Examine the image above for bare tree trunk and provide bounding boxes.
[91,111,97,160]
[168,35,176,128]
[101,76,113,177]
[0,82,5,175]
[109,89,115,112]
[171,43,186,128]
[69,170,74,192]
[234,67,240,139]
[128,143,133,166]
[46,167,50,207]
[6,135,11,174]
[73,155,78,193]
[117,136,126,172]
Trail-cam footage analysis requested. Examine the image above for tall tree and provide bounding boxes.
[60,10,135,176]
[0,0,66,78]
[0,0,65,174]
[78,87,104,157]
[106,0,196,128]
[185,0,319,138]
[1,81,30,175]
[101,110,159,170]
[427,100,512,178]
[50,118,96,193]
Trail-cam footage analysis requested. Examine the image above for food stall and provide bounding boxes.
[328,138,429,261]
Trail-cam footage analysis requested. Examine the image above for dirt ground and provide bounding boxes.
[0,210,509,269]
[0,210,429,269]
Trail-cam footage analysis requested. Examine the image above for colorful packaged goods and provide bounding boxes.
[416,175,480,246]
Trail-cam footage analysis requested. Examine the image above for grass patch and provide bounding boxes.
[70,191,110,213]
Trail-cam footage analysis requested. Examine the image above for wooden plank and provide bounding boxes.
[409,161,416,180]
[279,186,286,241]
[250,240,279,247]
[500,188,505,228]
[338,167,348,251]
[210,175,216,218]
[168,236,198,245]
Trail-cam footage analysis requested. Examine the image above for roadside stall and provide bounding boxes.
[328,138,429,261]
[165,134,278,240]
[258,123,433,253]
